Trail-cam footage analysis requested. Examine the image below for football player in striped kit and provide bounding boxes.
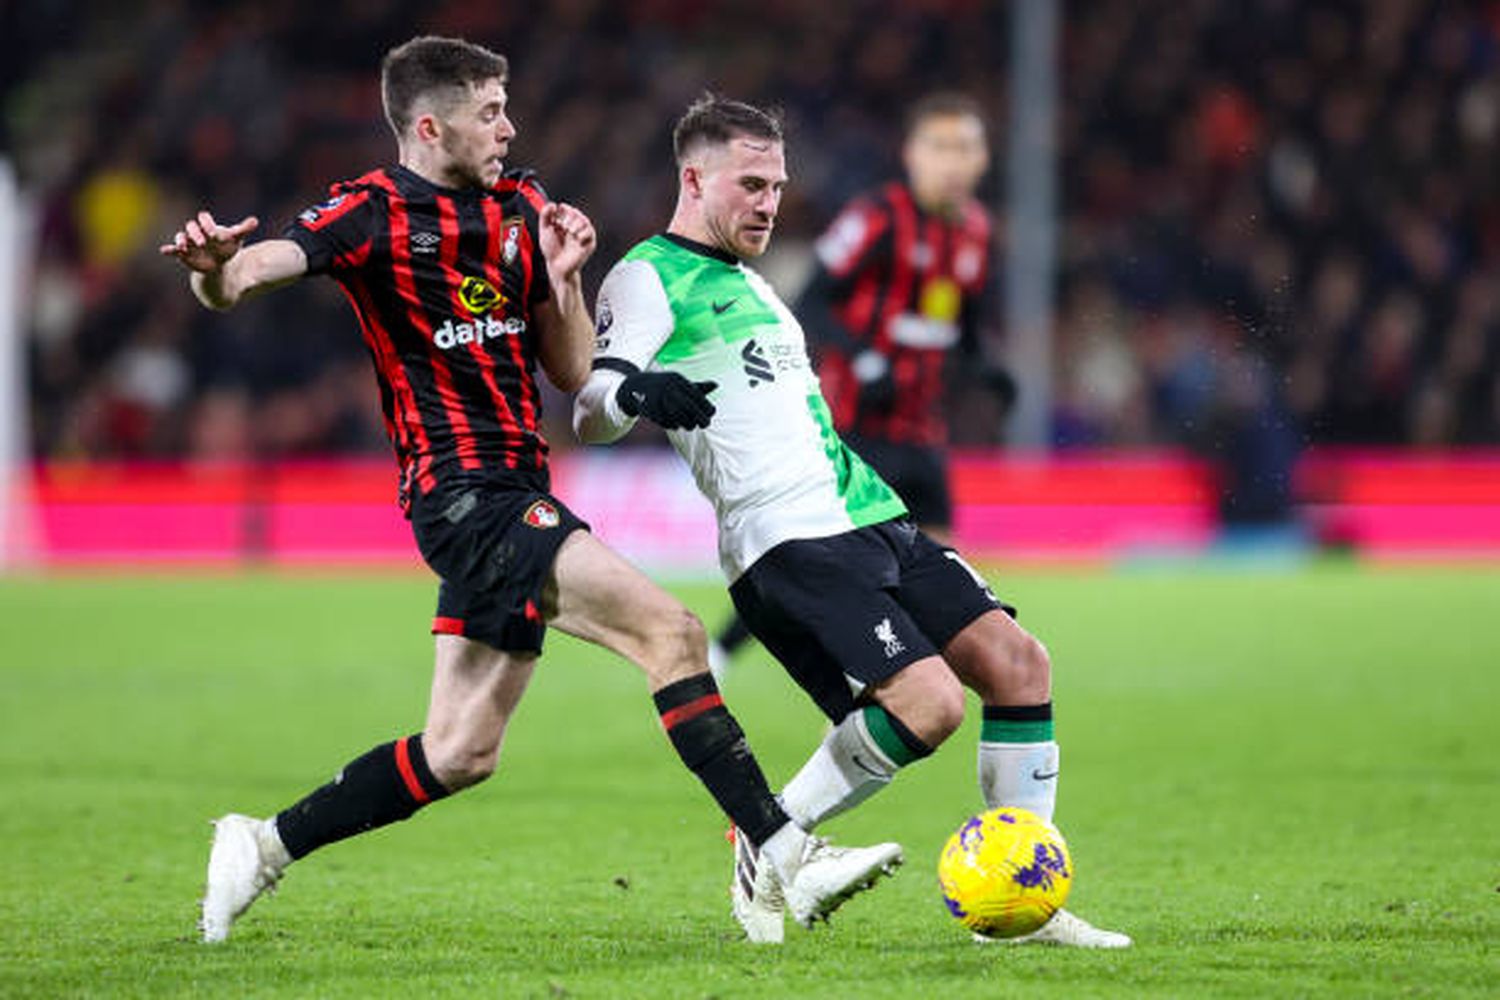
[164,37,900,945]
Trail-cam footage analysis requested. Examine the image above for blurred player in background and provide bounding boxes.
[710,92,1012,671]
[162,36,898,944]
[575,95,1128,948]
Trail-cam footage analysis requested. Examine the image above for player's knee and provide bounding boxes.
[965,629,1052,704]
[424,738,500,791]
[903,690,964,748]
[925,676,968,743]
[678,607,708,658]
[883,669,966,747]
[642,605,709,683]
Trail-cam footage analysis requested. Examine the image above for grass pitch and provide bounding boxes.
[1,564,1496,997]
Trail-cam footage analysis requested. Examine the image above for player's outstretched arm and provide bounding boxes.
[159,210,308,311]
[573,259,709,443]
[534,201,598,393]
[575,366,717,443]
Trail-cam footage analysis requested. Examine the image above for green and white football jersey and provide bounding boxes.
[575,233,906,581]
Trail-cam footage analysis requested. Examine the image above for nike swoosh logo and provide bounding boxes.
[712,299,737,315]
[1031,769,1059,781]
[850,753,887,780]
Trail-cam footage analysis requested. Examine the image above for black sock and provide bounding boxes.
[653,674,788,847]
[275,733,451,860]
[716,614,754,655]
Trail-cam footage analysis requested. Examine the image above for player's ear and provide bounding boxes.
[413,113,442,145]
[901,136,921,175]
[680,163,703,198]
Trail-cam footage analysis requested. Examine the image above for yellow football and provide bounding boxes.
[937,806,1072,938]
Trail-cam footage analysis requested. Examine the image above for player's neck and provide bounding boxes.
[667,208,725,257]
[398,147,481,192]
[910,184,964,220]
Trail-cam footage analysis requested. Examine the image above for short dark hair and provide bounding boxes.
[672,94,784,164]
[905,91,986,138]
[381,36,508,137]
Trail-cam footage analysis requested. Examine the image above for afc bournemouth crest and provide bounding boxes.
[503,222,522,264]
[522,499,560,529]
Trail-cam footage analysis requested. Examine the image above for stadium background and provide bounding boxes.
[5,0,1500,569]
[2,4,1497,997]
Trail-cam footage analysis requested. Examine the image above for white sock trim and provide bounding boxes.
[260,817,293,871]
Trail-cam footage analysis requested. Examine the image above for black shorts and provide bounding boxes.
[728,519,1013,722]
[410,484,589,655]
[843,435,952,529]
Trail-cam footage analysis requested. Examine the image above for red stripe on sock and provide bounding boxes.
[659,692,724,731]
[393,736,431,805]
[432,616,465,636]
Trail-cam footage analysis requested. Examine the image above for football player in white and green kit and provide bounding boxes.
[575,96,1130,949]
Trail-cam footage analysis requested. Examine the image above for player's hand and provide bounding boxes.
[980,364,1018,414]
[538,201,597,280]
[853,349,897,413]
[617,372,718,430]
[159,211,259,274]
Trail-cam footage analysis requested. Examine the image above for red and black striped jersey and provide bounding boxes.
[808,181,995,447]
[284,164,553,510]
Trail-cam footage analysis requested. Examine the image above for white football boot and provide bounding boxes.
[974,909,1132,948]
[729,826,785,944]
[200,814,290,943]
[781,834,904,928]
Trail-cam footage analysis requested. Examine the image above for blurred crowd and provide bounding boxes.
[5,0,1500,479]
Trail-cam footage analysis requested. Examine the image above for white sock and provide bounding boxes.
[260,818,293,871]
[977,740,1060,822]
[758,821,809,884]
[778,709,902,831]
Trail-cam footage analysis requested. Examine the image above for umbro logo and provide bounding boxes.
[742,339,774,387]
[712,298,738,315]
[410,230,441,254]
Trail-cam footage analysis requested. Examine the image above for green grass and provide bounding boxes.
[1,564,1497,997]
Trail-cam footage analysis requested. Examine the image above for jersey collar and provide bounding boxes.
[660,231,740,265]
[390,164,495,201]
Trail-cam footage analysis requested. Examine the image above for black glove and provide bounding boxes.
[617,371,718,430]
[852,349,897,414]
[980,365,1018,415]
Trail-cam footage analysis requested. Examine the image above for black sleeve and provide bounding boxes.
[282,188,379,276]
